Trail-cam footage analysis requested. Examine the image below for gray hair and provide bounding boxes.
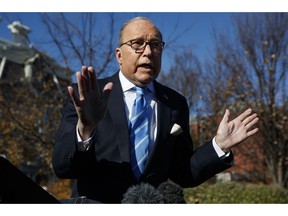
[118,16,163,46]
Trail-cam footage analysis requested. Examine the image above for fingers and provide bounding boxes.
[87,66,101,100]
[88,66,97,90]
[238,108,252,122]
[84,66,98,91]
[244,115,259,132]
[238,109,259,130]
[68,85,81,107]
[239,109,259,138]
[82,66,91,93]
[247,128,259,137]
[71,67,113,106]
[242,113,258,126]
[76,71,86,100]
[76,66,100,100]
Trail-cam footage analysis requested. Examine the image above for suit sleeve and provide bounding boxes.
[169,96,233,188]
[52,85,97,179]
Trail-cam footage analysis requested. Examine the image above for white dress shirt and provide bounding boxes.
[76,71,228,158]
[119,71,157,152]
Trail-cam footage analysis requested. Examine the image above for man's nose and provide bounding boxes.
[142,43,152,56]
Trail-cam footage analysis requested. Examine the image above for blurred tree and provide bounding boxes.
[159,49,203,147]
[0,52,71,191]
[41,13,117,77]
[40,13,196,78]
[160,49,202,111]
[0,18,74,199]
[160,13,288,188]
[205,13,288,187]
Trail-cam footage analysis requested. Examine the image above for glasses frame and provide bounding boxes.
[120,39,165,53]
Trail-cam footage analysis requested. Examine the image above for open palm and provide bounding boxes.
[68,66,113,140]
[215,109,259,152]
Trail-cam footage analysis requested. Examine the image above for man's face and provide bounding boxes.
[115,19,163,87]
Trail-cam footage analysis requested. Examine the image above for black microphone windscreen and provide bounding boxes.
[121,182,164,204]
[157,182,186,203]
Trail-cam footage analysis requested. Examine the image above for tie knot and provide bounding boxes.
[135,86,146,96]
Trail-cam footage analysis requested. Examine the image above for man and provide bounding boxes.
[52,17,259,203]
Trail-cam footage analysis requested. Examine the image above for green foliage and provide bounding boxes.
[184,182,288,204]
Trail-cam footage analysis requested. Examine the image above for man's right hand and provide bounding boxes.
[68,66,113,140]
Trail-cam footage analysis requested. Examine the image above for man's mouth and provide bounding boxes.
[138,64,153,70]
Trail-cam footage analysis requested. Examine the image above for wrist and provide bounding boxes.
[77,121,95,140]
[215,136,230,153]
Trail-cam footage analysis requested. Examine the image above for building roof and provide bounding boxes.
[0,21,73,81]
[0,38,35,65]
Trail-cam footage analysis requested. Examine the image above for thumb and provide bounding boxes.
[102,82,113,105]
[216,109,232,150]
[221,109,230,124]
[68,86,81,107]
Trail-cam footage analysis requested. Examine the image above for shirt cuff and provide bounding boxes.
[76,125,92,151]
[212,137,230,158]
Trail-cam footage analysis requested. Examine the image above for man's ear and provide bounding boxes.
[115,48,122,65]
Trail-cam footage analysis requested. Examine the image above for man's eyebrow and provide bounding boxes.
[129,37,144,41]
[129,36,161,41]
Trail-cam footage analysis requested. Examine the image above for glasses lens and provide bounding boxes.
[131,39,145,50]
[150,41,163,50]
[127,39,164,52]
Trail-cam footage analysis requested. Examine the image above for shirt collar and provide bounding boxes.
[119,70,155,94]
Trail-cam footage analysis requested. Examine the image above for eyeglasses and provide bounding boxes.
[120,38,165,53]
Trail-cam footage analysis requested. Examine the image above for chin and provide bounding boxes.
[142,74,155,83]
[135,70,157,84]
[141,69,155,77]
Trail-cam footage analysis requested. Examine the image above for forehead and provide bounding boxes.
[122,19,161,40]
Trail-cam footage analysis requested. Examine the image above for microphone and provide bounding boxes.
[121,182,164,203]
[121,181,186,204]
[157,182,186,204]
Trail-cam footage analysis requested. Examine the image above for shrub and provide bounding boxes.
[184,182,288,203]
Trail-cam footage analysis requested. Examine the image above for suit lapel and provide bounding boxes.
[143,81,173,176]
[106,76,174,171]
[107,72,131,162]
[154,81,172,146]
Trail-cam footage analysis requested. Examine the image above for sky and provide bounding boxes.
[0,0,285,13]
[0,12,235,76]
[0,0,286,77]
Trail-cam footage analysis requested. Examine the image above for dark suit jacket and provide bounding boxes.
[52,71,233,203]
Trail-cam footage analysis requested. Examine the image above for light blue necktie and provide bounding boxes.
[130,86,150,180]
